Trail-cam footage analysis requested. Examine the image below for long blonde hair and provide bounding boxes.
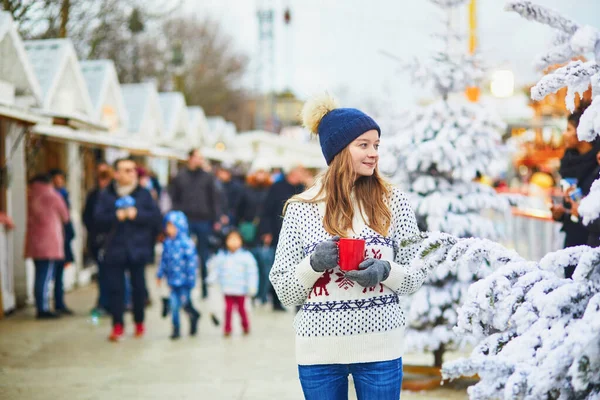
[289,147,392,237]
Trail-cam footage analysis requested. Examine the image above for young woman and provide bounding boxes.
[270,94,436,399]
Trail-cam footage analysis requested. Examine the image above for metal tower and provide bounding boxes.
[256,0,275,131]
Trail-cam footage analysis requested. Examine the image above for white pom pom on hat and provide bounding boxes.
[301,92,340,134]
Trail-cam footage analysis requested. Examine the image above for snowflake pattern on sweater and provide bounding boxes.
[157,211,198,288]
[270,186,433,365]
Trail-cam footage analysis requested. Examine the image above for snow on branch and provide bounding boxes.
[505,1,579,35]
[578,95,600,142]
[442,245,600,399]
[531,61,600,112]
[579,179,600,224]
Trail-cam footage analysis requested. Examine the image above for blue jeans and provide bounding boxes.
[170,287,191,328]
[53,261,66,310]
[252,246,274,304]
[188,221,212,298]
[33,260,56,313]
[298,358,403,400]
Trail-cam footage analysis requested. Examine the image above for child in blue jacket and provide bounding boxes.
[208,230,258,337]
[157,211,201,339]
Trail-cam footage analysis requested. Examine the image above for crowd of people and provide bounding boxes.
[20,147,313,341]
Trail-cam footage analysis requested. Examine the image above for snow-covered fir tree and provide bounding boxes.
[381,0,509,366]
[429,237,600,400]
[504,0,600,225]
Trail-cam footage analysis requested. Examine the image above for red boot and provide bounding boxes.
[109,324,124,342]
[134,323,145,338]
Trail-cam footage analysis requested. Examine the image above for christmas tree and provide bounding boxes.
[381,0,509,366]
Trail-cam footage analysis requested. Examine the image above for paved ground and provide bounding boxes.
[0,268,470,400]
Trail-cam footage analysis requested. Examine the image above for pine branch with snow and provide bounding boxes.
[441,244,600,399]
[531,61,600,112]
[505,1,579,35]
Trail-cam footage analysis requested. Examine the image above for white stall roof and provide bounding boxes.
[23,38,93,117]
[158,92,189,143]
[187,106,208,147]
[206,116,227,146]
[80,60,128,130]
[121,82,164,140]
[0,12,41,105]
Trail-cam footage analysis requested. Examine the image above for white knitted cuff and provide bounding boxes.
[295,255,324,289]
[383,261,411,292]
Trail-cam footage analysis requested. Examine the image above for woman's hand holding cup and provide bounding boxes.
[310,236,340,272]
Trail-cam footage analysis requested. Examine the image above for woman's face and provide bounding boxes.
[563,122,579,149]
[348,130,380,177]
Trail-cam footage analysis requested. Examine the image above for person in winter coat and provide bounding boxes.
[567,148,600,249]
[207,230,258,337]
[551,102,600,278]
[94,158,161,342]
[49,169,75,315]
[216,163,245,225]
[551,102,600,250]
[25,174,70,319]
[169,149,223,299]
[258,163,306,311]
[237,161,273,304]
[83,162,113,314]
[270,94,436,399]
[156,211,201,340]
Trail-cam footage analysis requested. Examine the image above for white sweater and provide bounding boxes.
[270,185,431,365]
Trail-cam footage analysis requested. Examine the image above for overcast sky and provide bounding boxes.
[180,0,600,109]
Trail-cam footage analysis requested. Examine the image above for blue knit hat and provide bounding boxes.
[302,93,380,165]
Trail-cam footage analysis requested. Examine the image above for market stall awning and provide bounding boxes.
[150,146,186,160]
[32,124,150,155]
[0,103,48,125]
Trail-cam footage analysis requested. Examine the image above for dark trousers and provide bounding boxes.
[96,261,110,310]
[189,221,211,299]
[33,260,56,313]
[106,263,146,326]
[271,285,284,310]
[53,261,66,310]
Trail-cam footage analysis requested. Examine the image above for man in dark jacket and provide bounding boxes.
[258,164,306,311]
[94,158,161,341]
[49,169,75,315]
[83,162,113,314]
[169,149,221,298]
[216,163,245,225]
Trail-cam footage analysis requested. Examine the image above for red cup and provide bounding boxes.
[338,238,366,271]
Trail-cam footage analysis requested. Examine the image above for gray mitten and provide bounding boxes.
[310,236,340,273]
[345,259,391,288]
